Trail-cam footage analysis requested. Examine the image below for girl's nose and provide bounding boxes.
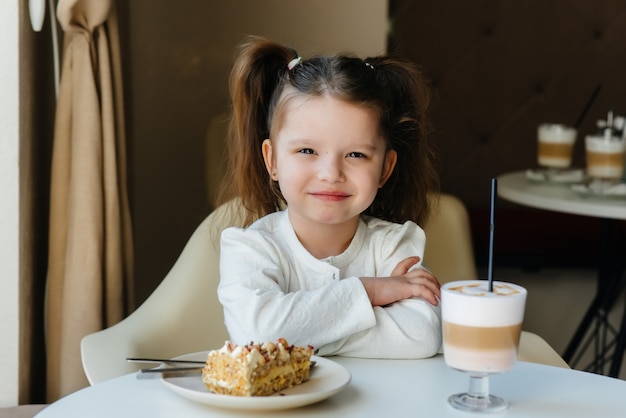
[317,154,344,182]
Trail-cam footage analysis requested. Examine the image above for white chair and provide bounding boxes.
[80,201,245,384]
[423,194,478,282]
[81,195,568,385]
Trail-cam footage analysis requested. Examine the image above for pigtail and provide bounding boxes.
[364,56,439,226]
[218,36,296,225]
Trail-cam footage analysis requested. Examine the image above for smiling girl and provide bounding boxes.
[216,36,441,358]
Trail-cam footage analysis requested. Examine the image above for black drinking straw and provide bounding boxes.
[574,84,602,129]
[487,178,497,292]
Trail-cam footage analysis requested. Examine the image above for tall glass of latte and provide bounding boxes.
[442,280,527,413]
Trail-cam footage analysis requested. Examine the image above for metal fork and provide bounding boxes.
[134,359,317,379]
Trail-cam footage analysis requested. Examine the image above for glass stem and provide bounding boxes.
[467,373,490,401]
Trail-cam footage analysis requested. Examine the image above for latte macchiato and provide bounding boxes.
[537,123,577,168]
[442,281,527,374]
[585,135,626,180]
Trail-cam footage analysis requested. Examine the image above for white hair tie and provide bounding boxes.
[287,56,302,70]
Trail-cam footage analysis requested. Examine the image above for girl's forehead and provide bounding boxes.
[271,93,381,132]
[271,95,386,150]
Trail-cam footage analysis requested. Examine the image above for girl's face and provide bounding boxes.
[262,94,397,235]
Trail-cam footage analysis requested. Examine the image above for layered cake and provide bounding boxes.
[202,338,314,396]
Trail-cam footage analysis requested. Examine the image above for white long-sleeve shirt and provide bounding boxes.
[218,209,441,358]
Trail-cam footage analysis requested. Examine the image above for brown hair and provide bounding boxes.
[217,36,439,226]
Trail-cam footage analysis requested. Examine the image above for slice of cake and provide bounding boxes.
[202,338,314,396]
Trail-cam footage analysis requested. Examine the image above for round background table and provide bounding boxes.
[497,170,626,220]
[497,170,626,377]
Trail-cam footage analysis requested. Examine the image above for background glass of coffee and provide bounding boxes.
[585,134,625,183]
[442,280,527,413]
[537,123,577,169]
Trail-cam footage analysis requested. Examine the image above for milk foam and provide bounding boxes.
[538,124,576,144]
[441,280,526,327]
[585,136,625,153]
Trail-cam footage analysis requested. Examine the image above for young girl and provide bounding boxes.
[216,36,441,358]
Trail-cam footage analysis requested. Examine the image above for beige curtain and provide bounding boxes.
[45,0,133,402]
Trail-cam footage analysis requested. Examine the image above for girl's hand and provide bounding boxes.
[359,256,441,307]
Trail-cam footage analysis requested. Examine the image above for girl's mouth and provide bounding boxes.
[310,191,351,201]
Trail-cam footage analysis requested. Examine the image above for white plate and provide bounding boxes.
[526,168,585,183]
[571,181,626,198]
[161,353,351,411]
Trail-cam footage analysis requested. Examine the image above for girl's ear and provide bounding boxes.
[262,139,278,180]
[379,149,397,187]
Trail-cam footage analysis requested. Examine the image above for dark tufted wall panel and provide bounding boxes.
[391,0,626,267]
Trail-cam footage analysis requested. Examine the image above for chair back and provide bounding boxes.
[423,194,478,283]
[80,201,245,384]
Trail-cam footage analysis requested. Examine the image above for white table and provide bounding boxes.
[497,171,626,220]
[497,170,626,377]
[35,355,626,417]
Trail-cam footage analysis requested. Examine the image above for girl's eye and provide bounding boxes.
[297,148,315,155]
[347,152,366,158]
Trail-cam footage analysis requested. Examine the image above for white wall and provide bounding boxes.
[0,0,21,408]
